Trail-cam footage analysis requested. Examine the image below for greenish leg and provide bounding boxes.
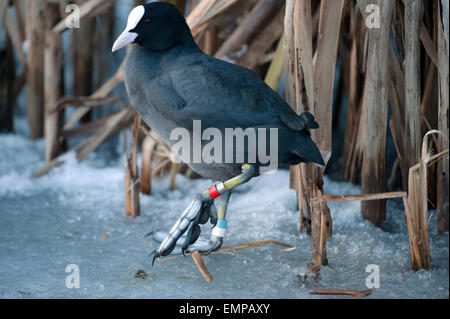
[209,191,231,246]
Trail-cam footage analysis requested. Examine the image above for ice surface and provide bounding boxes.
[0,133,448,299]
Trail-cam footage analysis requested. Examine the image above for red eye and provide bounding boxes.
[143,18,151,24]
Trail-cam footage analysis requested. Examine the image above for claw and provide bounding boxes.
[206,238,223,255]
[150,250,157,266]
[144,231,154,238]
[151,192,217,263]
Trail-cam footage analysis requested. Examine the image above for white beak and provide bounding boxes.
[112,31,138,52]
[112,5,145,53]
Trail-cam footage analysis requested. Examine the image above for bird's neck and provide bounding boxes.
[129,39,202,81]
[176,27,200,50]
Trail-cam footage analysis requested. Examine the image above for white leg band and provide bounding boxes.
[212,226,227,238]
[216,182,226,195]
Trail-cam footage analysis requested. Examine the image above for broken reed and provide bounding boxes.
[403,131,448,270]
[1,0,448,270]
[316,131,448,271]
[335,0,449,269]
[284,0,344,266]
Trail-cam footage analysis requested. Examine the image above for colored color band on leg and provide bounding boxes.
[217,219,228,228]
[212,226,226,237]
[208,185,221,199]
[212,220,227,238]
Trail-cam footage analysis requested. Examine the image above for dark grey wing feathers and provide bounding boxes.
[177,56,320,132]
[140,76,187,118]
[143,53,320,132]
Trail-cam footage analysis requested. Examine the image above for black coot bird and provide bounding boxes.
[112,2,324,263]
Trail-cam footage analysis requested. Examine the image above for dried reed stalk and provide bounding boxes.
[404,130,448,270]
[309,0,345,265]
[285,0,343,266]
[437,0,449,233]
[12,0,26,45]
[359,0,394,225]
[215,0,281,59]
[2,2,25,66]
[388,45,407,189]
[73,0,95,119]
[158,239,294,262]
[26,0,45,140]
[55,96,125,113]
[312,0,345,160]
[264,36,284,90]
[404,0,422,182]
[64,58,126,130]
[308,0,345,265]
[341,6,365,183]
[63,115,111,140]
[169,163,181,191]
[236,6,284,70]
[203,27,217,55]
[125,157,140,218]
[75,108,134,162]
[317,192,406,203]
[284,0,315,233]
[140,131,157,195]
[125,112,141,218]
[162,240,295,282]
[44,3,63,163]
[186,0,241,38]
[191,251,213,282]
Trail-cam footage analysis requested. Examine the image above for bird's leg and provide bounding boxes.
[151,164,256,265]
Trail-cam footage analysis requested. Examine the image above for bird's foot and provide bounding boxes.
[150,164,256,265]
[184,237,223,256]
[184,218,227,256]
[151,191,217,265]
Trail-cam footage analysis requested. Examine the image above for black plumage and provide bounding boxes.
[121,2,324,181]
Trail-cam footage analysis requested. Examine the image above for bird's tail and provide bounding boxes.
[297,112,320,130]
[291,131,325,166]
[281,111,320,133]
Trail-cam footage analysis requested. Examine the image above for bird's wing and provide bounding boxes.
[144,55,318,131]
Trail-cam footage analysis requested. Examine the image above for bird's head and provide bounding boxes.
[112,2,192,53]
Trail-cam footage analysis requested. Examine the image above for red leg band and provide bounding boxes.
[208,185,221,199]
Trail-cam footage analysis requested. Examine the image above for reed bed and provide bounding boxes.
[0,0,448,270]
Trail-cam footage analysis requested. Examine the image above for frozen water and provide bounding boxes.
[0,133,448,299]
